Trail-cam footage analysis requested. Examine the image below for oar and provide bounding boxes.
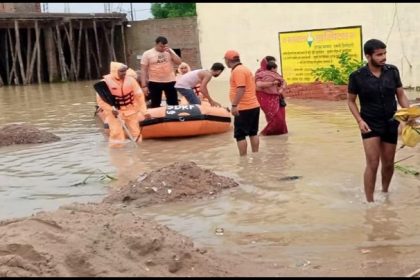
[93,81,138,145]
[113,106,138,144]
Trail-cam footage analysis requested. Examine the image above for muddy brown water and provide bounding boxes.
[0,81,419,276]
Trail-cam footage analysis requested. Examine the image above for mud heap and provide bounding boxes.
[0,161,246,277]
[0,124,60,147]
[103,161,239,207]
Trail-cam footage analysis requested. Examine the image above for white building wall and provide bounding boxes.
[196,3,420,87]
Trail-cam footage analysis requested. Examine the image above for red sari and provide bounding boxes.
[255,58,288,135]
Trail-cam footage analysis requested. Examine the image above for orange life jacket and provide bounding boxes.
[103,74,135,109]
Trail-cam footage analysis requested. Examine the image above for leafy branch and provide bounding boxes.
[311,51,365,85]
[71,169,117,187]
[395,164,419,176]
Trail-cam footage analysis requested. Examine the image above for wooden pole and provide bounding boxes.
[62,23,71,79]
[63,21,77,80]
[44,26,59,83]
[11,51,19,85]
[101,22,112,63]
[93,20,102,68]
[76,20,83,78]
[69,20,77,80]
[25,24,36,83]
[110,21,116,61]
[5,31,10,85]
[7,30,13,84]
[84,28,91,80]
[0,30,5,85]
[7,29,19,85]
[65,63,70,77]
[120,24,127,65]
[55,23,68,81]
[35,20,42,84]
[90,48,100,78]
[14,20,27,84]
[0,34,3,85]
[27,37,38,83]
[25,27,32,84]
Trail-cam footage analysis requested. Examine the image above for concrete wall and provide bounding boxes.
[125,16,201,71]
[196,3,420,87]
[0,3,40,13]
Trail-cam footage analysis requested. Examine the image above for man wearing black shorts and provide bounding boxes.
[348,39,410,202]
[224,49,260,156]
[140,36,181,108]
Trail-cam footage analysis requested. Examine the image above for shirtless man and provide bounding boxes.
[174,62,225,107]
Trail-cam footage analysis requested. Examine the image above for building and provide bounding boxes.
[0,3,202,86]
[0,10,127,86]
[196,3,420,89]
[124,16,201,72]
[0,3,40,13]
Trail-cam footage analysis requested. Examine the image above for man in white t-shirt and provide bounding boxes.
[174,62,225,107]
[140,36,182,108]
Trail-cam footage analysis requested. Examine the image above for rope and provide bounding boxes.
[396,4,413,68]
[385,3,413,81]
[385,4,397,44]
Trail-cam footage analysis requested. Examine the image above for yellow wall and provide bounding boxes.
[196,3,420,87]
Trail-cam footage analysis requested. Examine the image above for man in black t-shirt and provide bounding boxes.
[347,39,410,203]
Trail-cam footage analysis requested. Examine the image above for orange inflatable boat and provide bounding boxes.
[96,101,232,139]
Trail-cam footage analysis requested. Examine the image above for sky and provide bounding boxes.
[43,3,152,21]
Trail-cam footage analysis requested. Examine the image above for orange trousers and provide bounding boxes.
[105,111,141,146]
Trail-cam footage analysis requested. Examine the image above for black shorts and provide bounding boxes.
[148,81,178,108]
[234,107,260,141]
[361,119,399,144]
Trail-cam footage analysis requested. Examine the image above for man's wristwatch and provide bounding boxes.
[231,104,237,107]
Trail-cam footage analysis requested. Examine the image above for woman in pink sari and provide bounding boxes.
[255,57,288,135]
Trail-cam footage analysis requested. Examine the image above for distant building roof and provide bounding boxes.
[0,12,128,28]
[0,12,127,20]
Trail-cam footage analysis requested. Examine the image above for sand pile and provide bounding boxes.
[0,161,247,277]
[0,203,237,277]
[103,161,239,207]
[0,124,60,147]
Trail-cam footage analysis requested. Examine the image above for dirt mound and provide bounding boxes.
[0,203,235,277]
[0,124,60,147]
[0,162,265,277]
[103,161,239,207]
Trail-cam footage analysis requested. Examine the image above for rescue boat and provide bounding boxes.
[96,101,232,139]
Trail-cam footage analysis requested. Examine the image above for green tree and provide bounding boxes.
[151,3,196,19]
[312,52,365,85]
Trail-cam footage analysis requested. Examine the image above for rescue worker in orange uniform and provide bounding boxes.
[126,68,149,119]
[96,62,150,146]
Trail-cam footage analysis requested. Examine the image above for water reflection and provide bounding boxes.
[365,203,401,242]
[108,146,148,187]
[359,204,405,276]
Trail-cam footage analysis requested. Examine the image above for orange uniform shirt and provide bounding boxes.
[229,64,259,110]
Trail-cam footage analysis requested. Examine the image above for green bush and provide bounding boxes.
[151,3,196,18]
[311,52,365,85]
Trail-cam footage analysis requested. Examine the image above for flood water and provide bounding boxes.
[1,81,419,275]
